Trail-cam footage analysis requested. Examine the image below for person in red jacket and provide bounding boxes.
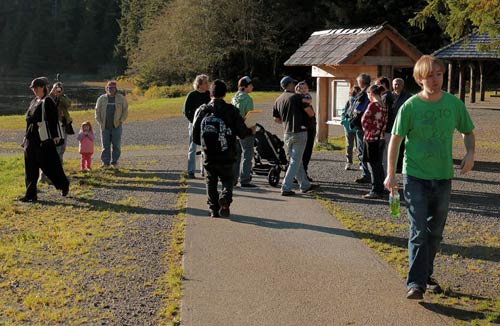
[77,121,95,171]
[361,84,388,199]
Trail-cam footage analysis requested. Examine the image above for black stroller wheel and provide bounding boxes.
[268,167,280,187]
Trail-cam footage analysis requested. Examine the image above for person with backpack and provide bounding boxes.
[192,80,255,218]
[340,85,361,170]
[349,73,372,184]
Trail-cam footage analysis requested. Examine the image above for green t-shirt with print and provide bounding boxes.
[391,92,474,180]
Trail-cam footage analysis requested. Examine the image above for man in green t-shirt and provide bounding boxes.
[384,55,475,301]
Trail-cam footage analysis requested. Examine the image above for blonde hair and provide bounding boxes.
[413,55,446,86]
[80,121,93,133]
[192,74,209,90]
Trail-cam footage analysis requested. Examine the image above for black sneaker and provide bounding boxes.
[355,176,371,184]
[406,287,424,300]
[218,198,230,217]
[17,196,37,203]
[240,183,257,188]
[186,173,196,179]
[426,277,443,294]
[209,210,220,218]
[362,192,383,199]
[281,190,295,196]
[301,184,319,193]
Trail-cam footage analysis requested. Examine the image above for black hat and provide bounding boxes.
[280,76,298,89]
[238,76,253,88]
[29,77,47,89]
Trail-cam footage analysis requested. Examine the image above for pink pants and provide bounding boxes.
[81,153,92,170]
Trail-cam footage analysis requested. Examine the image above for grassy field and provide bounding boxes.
[2,92,498,324]
[0,156,185,324]
[0,91,281,131]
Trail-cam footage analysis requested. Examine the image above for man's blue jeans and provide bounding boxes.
[344,129,356,163]
[282,131,310,192]
[403,175,452,290]
[187,123,197,174]
[356,128,371,178]
[233,135,254,185]
[100,125,122,165]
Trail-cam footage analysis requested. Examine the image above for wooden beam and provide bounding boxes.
[469,62,476,104]
[356,56,414,66]
[447,63,453,94]
[458,62,466,102]
[313,65,378,80]
[316,77,329,142]
[479,61,485,101]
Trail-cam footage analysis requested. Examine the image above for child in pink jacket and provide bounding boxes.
[77,121,95,171]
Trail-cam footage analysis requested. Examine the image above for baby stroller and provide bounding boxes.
[252,124,288,187]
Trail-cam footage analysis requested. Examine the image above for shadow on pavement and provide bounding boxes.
[353,231,500,263]
[229,215,357,238]
[419,301,498,323]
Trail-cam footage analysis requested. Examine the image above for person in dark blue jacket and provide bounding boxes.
[193,79,254,218]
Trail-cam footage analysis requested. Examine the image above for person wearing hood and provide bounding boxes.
[231,76,256,187]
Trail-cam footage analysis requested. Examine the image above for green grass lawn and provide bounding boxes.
[0,91,281,131]
[0,156,184,324]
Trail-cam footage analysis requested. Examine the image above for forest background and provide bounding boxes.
[0,0,499,90]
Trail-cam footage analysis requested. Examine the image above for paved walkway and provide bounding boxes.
[182,175,452,326]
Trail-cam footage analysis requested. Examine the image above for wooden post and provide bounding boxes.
[479,61,485,101]
[458,62,466,102]
[379,38,392,79]
[447,62,453,94]
[316,77,329,142]
[469,62,476,104]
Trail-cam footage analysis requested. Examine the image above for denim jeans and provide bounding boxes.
[344,129,357,163]
[187,123,197,174]
[100,125,122,165]
[282,131,310,192]
[233,135,254,185]
[403,175,452,290]
[187,123,204,175]
[356,128,371,178]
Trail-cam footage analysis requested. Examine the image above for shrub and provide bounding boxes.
[144,85,192,99]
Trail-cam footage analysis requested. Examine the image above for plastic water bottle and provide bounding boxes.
[389,187,400,217]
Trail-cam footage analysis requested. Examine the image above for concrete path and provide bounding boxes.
[182,175,452,326]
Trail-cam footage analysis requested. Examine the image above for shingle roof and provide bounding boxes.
[284,24,421,67]
[284,26,384,66]
[432,33,500,60]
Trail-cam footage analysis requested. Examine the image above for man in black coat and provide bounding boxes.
[192,79,255,217]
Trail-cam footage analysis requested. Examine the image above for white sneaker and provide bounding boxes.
[345,163,352,170]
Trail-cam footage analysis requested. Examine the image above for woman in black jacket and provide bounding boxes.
[18,77,69,202]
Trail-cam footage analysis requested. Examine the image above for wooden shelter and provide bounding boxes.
[432,33,500,103]
[285,23,422,141]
